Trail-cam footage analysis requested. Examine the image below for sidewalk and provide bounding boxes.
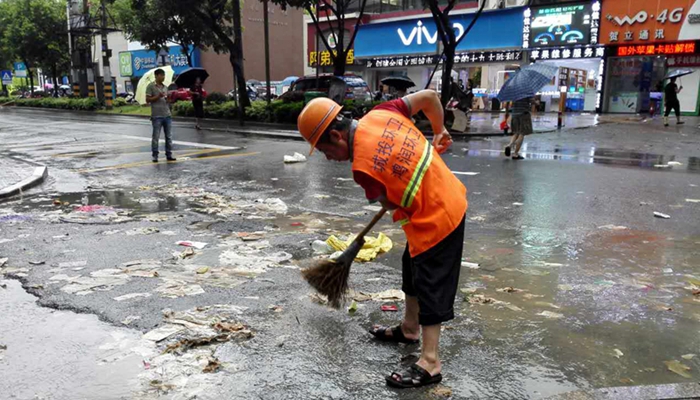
[0,156,48,199]
[449,112,601,135]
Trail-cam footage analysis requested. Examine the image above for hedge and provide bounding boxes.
[12,97,100,111]
[173,100,304,124]
[1,95,380,124]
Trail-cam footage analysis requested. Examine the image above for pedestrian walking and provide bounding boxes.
[504,96,533,160]
[146,69,176,163]
[664,77,684,127]
[297,91,467,389]
[190,77,206,131]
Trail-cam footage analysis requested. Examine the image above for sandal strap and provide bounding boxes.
[410,364,432,380]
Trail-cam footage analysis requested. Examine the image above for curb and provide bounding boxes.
[0,165,49,199]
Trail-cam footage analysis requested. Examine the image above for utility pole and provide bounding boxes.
[232,0,245,126]
[100,0,113,109]
[263,0,272,120]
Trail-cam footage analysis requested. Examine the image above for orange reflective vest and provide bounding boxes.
[352,109,468,257]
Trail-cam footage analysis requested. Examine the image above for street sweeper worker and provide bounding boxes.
[297,90,467,389]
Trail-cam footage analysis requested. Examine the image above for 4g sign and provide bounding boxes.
[601,0,700,44]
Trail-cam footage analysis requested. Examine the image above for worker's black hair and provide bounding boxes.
[317,115,352,144]
[154,69,165,76]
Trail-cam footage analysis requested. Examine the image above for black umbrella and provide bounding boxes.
[381,76,416,90]
[174,68,209,88]
[664,69,694,80]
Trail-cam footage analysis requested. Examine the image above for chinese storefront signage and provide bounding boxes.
[615,41,696,56]
[601,0,700,45]
[365,50,523,69]
[525,2,598,48]
[530,46,605,60]
[308,49,355,67]
[668,54,700,66]
[119,46,198,78]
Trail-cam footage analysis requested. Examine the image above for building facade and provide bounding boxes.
[524,1,606,113]
[112,3,304,95]
[600,0,700,114]
[201,2,305,95]
[305,0,529,110]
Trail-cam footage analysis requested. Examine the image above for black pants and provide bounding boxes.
[401,215,465,326]
[665,99,680,117]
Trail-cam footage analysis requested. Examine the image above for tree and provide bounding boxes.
[114,0,251,109]
[0,0,70,94]
[36,0,71,95]
[425,0,486,106]
[271,0,368,77]
[112,0,211,67]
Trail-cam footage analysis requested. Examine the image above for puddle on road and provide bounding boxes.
[461,141,700,172]
[0,279,142,400]
[460,226,700,390]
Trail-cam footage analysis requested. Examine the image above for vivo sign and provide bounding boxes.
[355,7,524,58]
[397,20,466,46]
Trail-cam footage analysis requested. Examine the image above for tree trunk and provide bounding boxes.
[231,0,250,115]
[52,65,59,97]
[441,45,455,107]
[333,3,345,77]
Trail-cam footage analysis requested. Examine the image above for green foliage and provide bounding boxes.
[113,97,128,107]
[206,92,228,105]
[15,97,100,111]
[271,102,304,123]
[0,0,70,85]
[172,101,195,117]
[245,101,270,121]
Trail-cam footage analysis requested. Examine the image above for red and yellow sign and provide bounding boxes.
[616,41,696,56]
[601,0,700,45]
[309,49,354,67]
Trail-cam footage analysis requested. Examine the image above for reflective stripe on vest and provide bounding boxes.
[401,141,433,209]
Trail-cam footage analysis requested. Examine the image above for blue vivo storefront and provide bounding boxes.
[355,7,525,57]
[353,7,525,102]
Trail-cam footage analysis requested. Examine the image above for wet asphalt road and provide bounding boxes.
[1,108,700,400]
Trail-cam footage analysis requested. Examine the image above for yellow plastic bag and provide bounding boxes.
[326,233,393,262]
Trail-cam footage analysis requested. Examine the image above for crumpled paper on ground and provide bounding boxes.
[326,233,393,262]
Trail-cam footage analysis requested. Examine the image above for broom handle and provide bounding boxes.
[354,207,388,242]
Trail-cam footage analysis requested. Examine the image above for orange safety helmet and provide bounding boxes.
[297,97,343,155]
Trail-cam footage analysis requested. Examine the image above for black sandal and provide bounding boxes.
[369,325,419,344]
[386,364,442,388]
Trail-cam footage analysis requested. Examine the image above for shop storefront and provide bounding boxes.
[525,1,606,113]
[600,0,700,114]
[353,7,525,107]
[118,46,200,91]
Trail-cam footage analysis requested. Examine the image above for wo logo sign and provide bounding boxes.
[397,20,466,46]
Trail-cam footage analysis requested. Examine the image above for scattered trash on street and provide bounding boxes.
[664,360,692,378]
[461,261,480,269]
[283,152,307,163]
[537,311,564,319]
[176,240,208,250]
[653,212,671,219]
[326,233,392,262]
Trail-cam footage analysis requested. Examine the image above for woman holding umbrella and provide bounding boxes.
[497,64,558,161]
[174,68,209,131]
[663,69,694,126]
[190,77,206,131]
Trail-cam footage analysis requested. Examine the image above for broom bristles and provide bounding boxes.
[301,258,352,309]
